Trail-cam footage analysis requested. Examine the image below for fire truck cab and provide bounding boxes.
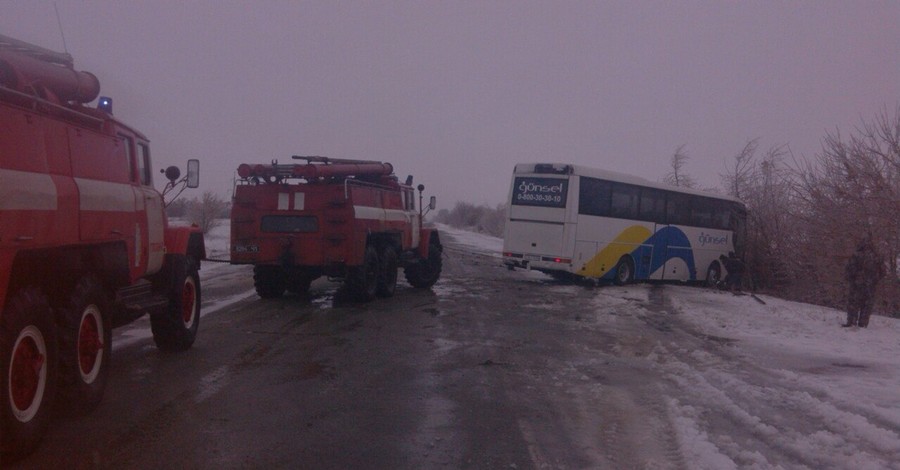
[231,156,442,301]
[0,34,205,458]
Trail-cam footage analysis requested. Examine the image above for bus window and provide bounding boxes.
[610,183,639,219]
[639,188,666,224]
[691,197,715,228]
[578,177,611,216]
[666,192,691,225]
[711,200,732,230]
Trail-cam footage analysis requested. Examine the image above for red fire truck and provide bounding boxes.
[231,156,442,301]
[0,35,205,457]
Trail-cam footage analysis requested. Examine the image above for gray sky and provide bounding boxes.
[3,1,898,206]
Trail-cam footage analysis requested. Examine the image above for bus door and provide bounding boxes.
[662,193,694,281]
[633,237,654,279]
[645,223,668,280]
[663,227,693,281]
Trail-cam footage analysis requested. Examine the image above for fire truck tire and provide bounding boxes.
[376,247,399,298]
[57,276,111,413]
[151,258,201,352]
[348,245,379,302]
[0,288,58,459]
[286,270,313,296]
[405,238,443,288]
[254,266,286,299]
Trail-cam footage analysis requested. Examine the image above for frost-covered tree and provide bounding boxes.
[663,144,697,189]
[794,105,900,314]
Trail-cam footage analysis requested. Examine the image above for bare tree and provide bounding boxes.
[663,144,697,188]
[720,140,797,293]
[187,191,229,235]
[721,138,758,200]
[793,105,900,313]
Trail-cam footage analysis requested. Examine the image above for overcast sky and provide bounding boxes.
[3,1,898,206]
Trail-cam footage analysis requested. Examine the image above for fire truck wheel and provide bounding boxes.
[376,247,399,298]
[151,258,201,352]
[286,270,313,296]
[348,245,379,302]
[254,266,286,299]
[0,288,58,459]
[405,238,443,288]
[57,277,111,413]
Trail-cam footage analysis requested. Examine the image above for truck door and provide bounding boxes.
[405,189,420,248]
[135,142,165,275]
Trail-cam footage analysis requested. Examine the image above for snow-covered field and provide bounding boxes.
[437,223,900,469]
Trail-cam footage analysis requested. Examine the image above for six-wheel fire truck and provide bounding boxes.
[0,34,205,458]
[231,156,442,301]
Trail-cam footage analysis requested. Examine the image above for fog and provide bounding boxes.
[2,2,898,206]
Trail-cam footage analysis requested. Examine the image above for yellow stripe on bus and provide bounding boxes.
[576,225,651,277]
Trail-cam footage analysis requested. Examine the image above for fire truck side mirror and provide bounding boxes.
[186,159,200,188]
[429,196,436,210]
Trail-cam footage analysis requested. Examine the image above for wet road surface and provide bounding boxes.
[10,234,709,469]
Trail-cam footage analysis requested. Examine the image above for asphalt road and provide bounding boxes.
[10,235,697,469]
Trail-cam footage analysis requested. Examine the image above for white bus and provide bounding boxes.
[502,163,747,285]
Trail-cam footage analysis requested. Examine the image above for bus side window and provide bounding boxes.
[578,177,611,216]
[711,200,731,230]
[639,188,666,224]
[666,192,691,225]
[610,183,639,219]
[691,197,715,228]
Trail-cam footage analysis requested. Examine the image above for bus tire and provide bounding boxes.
[613,257,634,286]
[705,262,721,288]
[1,288,58,459]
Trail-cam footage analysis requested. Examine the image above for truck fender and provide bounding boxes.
[164,226,206,262]
[417,228,441,258]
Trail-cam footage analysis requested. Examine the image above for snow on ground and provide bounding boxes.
[433,223,503,258]
[439,223,900,469]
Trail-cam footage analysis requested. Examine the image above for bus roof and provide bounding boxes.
[513,162,745,206]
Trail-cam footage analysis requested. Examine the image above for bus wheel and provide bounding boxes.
[705,262,721,288]
[613,257,634,286]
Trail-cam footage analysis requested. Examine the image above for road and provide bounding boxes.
[8,232,898,469]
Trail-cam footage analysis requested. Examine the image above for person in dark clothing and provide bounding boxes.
[844,238,885,328]
[719,252,746,293]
